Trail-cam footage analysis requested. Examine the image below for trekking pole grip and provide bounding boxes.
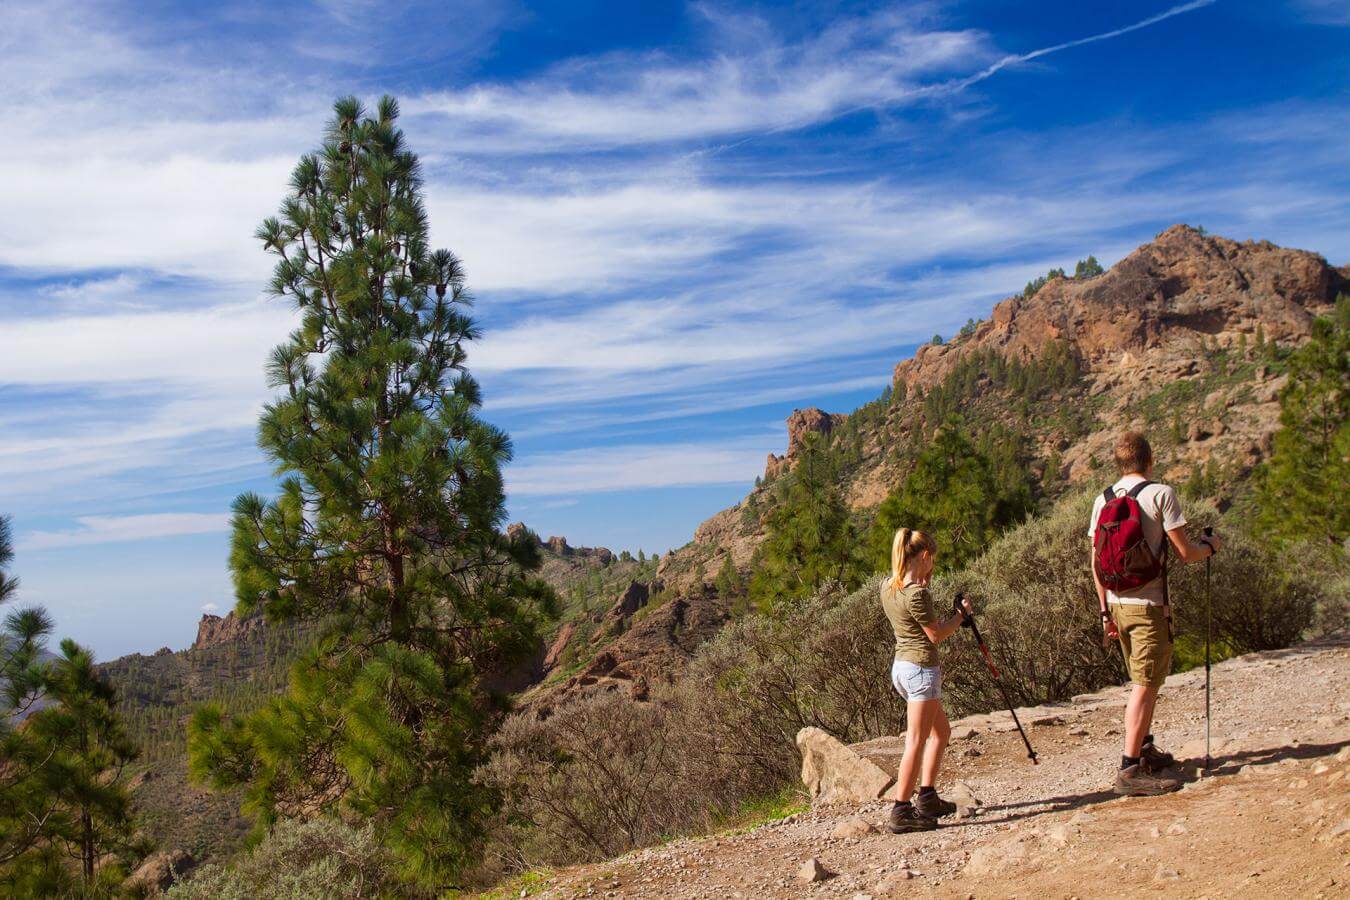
[954,591,974,627]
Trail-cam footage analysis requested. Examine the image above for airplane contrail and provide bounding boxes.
[947,0,1219,93]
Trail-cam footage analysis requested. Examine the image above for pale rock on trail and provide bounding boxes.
[514,633,1350,898]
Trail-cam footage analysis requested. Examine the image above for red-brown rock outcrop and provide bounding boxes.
[192,610,263,651]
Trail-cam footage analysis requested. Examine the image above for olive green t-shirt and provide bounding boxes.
[880,580,940,667]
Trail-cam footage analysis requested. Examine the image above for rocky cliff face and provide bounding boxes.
[764,407,848,479]
[893,225,1339,391]
[192,610,264,651]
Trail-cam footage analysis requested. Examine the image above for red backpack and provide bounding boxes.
[1093,481,1166,591]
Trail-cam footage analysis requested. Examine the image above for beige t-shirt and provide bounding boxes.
[880,581,940,667]
[1087,474,1187,606]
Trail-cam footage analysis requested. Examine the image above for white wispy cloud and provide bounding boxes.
[1290,1,1350,26]
[935,1,1218,96]
[406,2,1217,152]
[19,513,231,552]
[505,439,774,496]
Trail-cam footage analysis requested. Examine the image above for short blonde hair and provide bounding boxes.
[890,527,937,589]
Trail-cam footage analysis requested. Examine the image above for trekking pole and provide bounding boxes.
[957,593,1038,765]
[1203,526,1213,770]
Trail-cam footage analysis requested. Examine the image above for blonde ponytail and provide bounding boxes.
[889,527,936,589]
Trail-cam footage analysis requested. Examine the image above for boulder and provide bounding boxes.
[124,849,193,894]
[798,727,894,804]
[833,816,879,838]
[848,735,905,781]
[951,780,982,814]
[797,857,831,883]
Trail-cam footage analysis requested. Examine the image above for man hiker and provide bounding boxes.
[1089,431,1219,795]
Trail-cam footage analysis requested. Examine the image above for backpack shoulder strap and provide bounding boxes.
[1126,479,1153,499]
[1102,486,1116,502]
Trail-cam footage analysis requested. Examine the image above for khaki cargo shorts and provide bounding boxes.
[1110,602,1173,688]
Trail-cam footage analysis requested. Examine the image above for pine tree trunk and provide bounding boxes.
[81,807,94,882]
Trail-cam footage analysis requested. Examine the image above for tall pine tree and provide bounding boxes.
[748,434,862,611]
[867,425,1028,573]
[8,640,141,895]
[0,514,57,871]
[187,97,556,886]
[1255,295,1349,546]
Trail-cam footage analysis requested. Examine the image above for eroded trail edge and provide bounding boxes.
[521,634,1350,899]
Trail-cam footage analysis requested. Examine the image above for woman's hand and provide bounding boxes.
[952,594,974,628]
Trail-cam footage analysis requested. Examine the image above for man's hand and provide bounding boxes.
[1200,533,1222,555]
[1102,611,1119,645]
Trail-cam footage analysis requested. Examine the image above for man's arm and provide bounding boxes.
[1090,543,1107,613]
[1091,543,1118,640]
[1167,526,1220,563]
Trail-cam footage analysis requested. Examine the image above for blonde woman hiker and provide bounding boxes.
[880,527,975,833]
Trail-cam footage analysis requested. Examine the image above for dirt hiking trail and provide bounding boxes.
[516,634,1350,899]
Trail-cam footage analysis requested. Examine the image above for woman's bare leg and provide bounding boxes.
[894,699,938,802]
[920,702,951,788]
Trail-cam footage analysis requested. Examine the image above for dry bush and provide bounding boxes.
[166,818,403,900]
[477,691,715,874]
[476,582,907,879]
[674,578,905,784]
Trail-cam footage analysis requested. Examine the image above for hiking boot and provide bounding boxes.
[1141,742,1175,772]
[913,790,958,819]
[1113,763,1181,796]
[886,802,938,833]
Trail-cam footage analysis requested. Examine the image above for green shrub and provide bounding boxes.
[1169,529,1329,655]
[166,818,404,900]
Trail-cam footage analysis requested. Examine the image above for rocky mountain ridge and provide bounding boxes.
[526,225,1345,715]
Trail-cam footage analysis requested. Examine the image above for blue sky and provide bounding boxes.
[2,0,1348,659]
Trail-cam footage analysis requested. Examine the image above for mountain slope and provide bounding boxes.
[528,225,1346,713]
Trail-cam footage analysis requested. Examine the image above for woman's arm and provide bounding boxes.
[921,596,973,645]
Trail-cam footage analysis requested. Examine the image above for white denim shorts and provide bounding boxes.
[891,659,942,701]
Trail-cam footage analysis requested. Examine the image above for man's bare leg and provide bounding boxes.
[1124,684,1159,757]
